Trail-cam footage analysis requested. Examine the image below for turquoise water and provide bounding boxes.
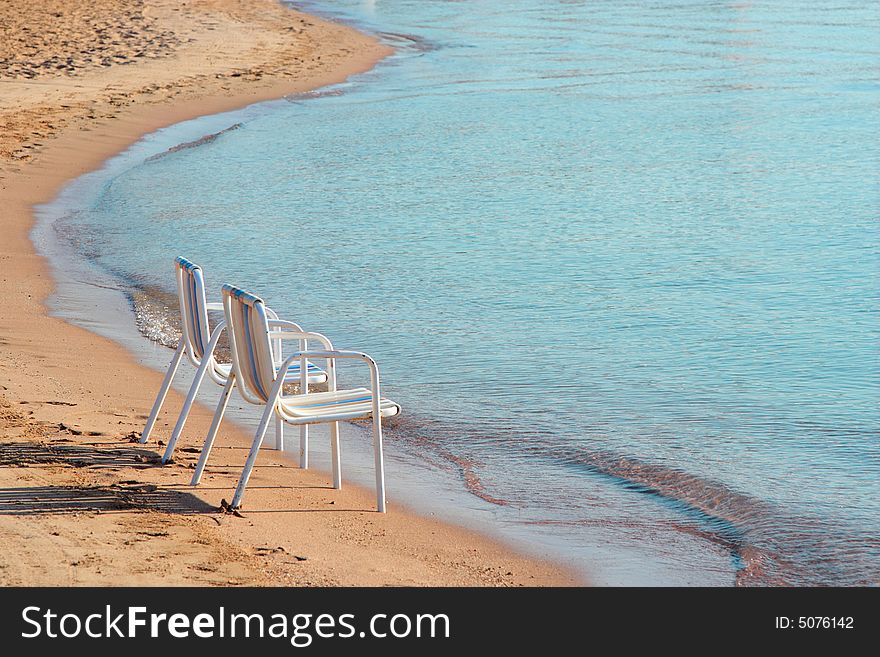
[50,0,878,585]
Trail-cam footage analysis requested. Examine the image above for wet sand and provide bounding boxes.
[0,0,580,586]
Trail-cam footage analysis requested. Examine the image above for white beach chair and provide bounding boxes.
[139,257,327,465]
[191,284,400,512]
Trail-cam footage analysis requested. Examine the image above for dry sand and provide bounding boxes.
[0,0,580,586]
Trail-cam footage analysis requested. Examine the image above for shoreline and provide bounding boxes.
[0,0,581,586]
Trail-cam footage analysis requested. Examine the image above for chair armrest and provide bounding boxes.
[283,350,382,397]
[267,318,304,333]
[267,324,337,390]
[292,350,372,363]
[267,321,334,351]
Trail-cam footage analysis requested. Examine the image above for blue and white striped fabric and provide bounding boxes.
[222,284,278,403]
[175,256,210,359]
[277,388,401,423]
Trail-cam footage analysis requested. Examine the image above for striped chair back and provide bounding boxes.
[175,257,211,361]
[222,284,276,403]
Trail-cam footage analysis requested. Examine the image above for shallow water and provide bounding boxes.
[39,0,879,585]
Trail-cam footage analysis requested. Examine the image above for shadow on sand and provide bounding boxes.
[0,440,215,516]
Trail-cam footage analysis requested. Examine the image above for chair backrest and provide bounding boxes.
[175,257,211,362]
[222,284,276,404]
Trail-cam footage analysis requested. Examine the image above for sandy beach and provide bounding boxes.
[0,0,578,586]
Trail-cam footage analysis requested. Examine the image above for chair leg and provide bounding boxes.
[230,402,277,509]
[330,421,341,489]
[140,337,185,444]
[372,415,386,513]
[162,354,212,464]
[299,425,309,468]
[275,416,284,451]
[190,374,235,486]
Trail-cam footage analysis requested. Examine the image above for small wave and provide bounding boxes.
[376,31,437,54]
[289,88,347,101]
[129,284,183,348]
[143,123,243,163]
[378,414,510,507]
[438,449,509,507]
[128,282,227,356]
[375,411,880,585]
[555,447,880,586]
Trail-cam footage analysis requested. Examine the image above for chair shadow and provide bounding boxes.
[0,484,216,516]
[182,484,334,492]
[0,441,356,516]
[0,441,214,516]
[0,441,159,469]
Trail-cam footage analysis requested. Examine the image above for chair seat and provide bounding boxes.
[277,388,401,423]
[213,360,328,385]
